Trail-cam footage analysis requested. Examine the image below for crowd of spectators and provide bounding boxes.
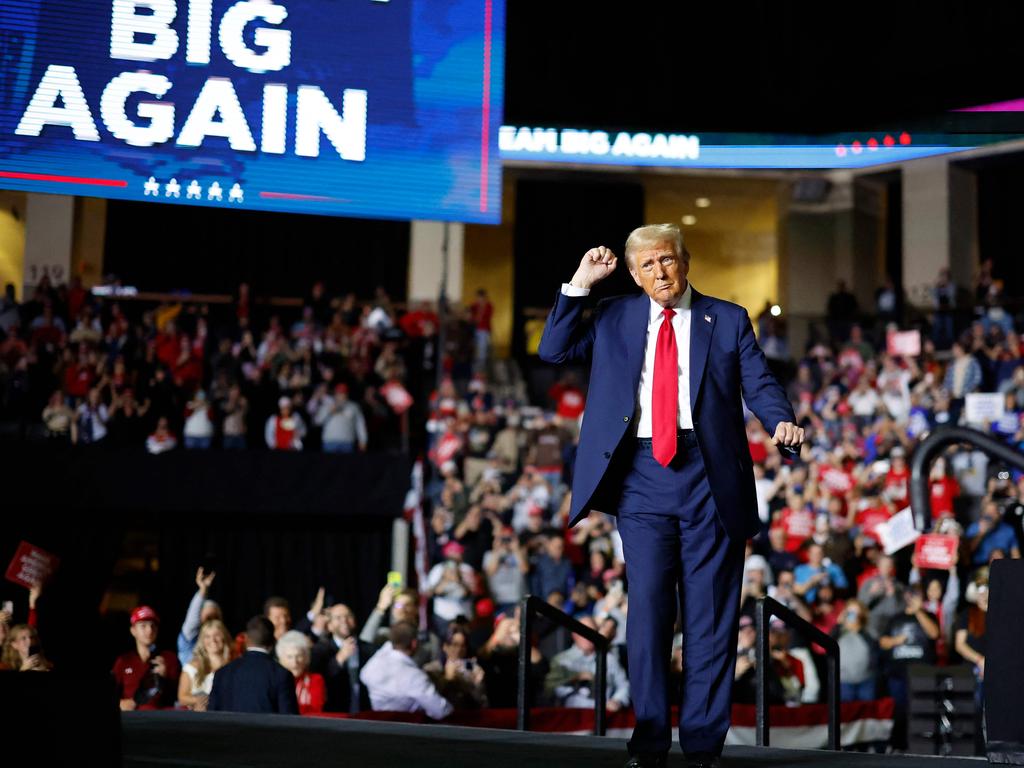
[2,263,1023,756]
[0,278,499,454]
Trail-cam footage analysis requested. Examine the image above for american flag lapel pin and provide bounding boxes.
[704,314,711,323]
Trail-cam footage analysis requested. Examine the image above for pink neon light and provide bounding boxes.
[479,0,493,214]
[955,98,1024,112]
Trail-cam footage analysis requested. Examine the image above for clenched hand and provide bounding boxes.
[570,246,618,290]
[771,421,804,450]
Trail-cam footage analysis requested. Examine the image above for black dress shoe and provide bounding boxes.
[623,753,667,768]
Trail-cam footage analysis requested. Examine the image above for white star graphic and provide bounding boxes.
[186,180,202,199]
[207,181,223,201]
[228,183,244,203]
[143,176,160,196]
[165,178,181,198]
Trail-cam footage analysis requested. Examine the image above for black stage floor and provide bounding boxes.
[122,712,986,768]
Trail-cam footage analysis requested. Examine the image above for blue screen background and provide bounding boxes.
[0,0,505,222]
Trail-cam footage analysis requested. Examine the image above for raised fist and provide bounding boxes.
[570,246,618,290]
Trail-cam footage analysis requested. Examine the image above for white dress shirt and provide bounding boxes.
[359,642,454,720]
[560,282,693,436]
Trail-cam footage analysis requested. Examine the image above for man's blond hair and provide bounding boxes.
[624,224,688,269]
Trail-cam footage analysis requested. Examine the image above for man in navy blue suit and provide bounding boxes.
[208,616,299,715]
[538,224,803,768]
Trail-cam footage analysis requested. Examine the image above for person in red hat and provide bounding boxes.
[113,606,181,711]
[425,541,476,637]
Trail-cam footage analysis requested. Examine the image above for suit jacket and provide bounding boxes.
[207,649,299,715]
[537,285,797,541]
[309,635,374,713]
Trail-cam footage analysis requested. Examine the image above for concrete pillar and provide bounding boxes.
[902,158,977,306]
[71,197,108,288]
[948,163,978,292]
[23,193,73,293]
[407,220,464,304]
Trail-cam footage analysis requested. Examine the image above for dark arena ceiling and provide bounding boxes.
[504,2,1024,135]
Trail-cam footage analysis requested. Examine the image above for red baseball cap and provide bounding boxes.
[131,605,160,625]
[334,382,349,395]
[442,541,465,558]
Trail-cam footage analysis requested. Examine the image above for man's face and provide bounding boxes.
[392,596,417,624]
[131,620,158,647]
[628,241,689,308]
[267,606,291,637]
[807,545,823,566]
[547,537,564,560]
[327,605,355,638]
[572,618,597,654]
[200,602,221,624]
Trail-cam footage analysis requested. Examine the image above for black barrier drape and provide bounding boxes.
[0,445,410,673]
[1,444,411,516]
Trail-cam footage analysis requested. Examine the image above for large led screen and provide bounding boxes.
[0,0,504,222]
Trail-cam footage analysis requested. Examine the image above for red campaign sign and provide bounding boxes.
[5,541,60,589]
[913,534,959,570]
[381,381,414,415]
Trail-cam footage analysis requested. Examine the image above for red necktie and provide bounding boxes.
[653,307,678,467]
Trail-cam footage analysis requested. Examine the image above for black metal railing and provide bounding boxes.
[755,596,841,750]
[516,595,611,735]
[910,425,1024,530]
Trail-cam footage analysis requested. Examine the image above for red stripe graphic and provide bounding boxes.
[0,170,127,188]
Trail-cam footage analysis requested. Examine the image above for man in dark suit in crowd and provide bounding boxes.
[538,224,803,768]
[208,616,299,714]
[310,603,374,713]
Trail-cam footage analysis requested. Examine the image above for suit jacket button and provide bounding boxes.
[623,416,629,422]
[603,451,611,459]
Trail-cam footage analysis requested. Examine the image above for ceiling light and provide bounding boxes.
[770,304,782,317]
[681,215,697,226]
[695,197,710,208]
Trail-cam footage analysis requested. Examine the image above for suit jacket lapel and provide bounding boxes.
[624,292,649,401]
[689,287,714,413]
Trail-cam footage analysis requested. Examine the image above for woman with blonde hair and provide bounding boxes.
[1,624,52,671]
[178,619,234,710]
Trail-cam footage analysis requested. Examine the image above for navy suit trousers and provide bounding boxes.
[617,431,745,756]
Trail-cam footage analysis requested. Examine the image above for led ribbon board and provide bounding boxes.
[0,0,504,222]
[499,127,981,169]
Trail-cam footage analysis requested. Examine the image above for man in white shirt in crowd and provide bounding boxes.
[359,622,454,720]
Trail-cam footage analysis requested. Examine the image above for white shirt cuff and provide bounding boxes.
[561,283,591,297]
